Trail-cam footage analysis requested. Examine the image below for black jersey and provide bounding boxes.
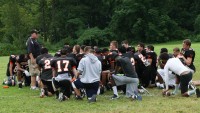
[76,53,85,66]
[51,57,77,75]
[67,53,76,58]
[96,55,103,62]
[6,55,17,76]
[16,55,28,70]
[38,57,54,80]
[181,48,195,71]
[101,55,111,71]
[36,54,53,65]
[116,56,138,78]
[146,51,157,69]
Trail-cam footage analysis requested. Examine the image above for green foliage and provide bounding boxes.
[78,27,112,46]
[0,0,200,55]
[0,43,26,56]
[194,14,200,34]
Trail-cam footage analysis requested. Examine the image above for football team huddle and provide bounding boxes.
[3,30,200,102]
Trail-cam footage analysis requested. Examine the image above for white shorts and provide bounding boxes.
[157,69,176,86]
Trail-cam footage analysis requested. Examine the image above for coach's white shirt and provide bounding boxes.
[164,58,190,89]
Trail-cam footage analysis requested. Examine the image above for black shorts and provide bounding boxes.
[41,80,55,94]
[180,72,192,94]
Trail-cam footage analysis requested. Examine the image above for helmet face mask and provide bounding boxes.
[4,76,16,86]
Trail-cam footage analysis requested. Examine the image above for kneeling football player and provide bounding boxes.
[109,50,142,100]
[51,49,77,101]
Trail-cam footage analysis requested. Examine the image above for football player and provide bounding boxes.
[109,49,142,100]
[16,54,30,88]
[3,55,17,86]
[36,48,54,97]
[156,49,176,89]
[134,42,146,87]
[51,49,77,101]
[180,39,195,73]
[144,45,157,87]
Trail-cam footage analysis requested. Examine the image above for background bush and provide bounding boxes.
[0,0,200,56]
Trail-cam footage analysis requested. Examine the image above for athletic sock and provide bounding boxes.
[159,84,164,88]
[172,84,179,94]
[18,81,22,84]
[187,89,196,95]
[156,82,160,87]
[31,86,36,89]
[44,88,48,96]
[112,86,118,96]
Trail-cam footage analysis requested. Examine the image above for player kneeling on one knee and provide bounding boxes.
[109,49,142,101]
[51,49,77,101]
[72,46,102,103]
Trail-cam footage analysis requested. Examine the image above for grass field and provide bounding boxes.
[0,41,200,113]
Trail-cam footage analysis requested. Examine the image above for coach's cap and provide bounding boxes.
[30,29,38,34]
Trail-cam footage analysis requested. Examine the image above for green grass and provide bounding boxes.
[1,41,200,113]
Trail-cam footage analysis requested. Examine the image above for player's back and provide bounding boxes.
[38,57,54,80]
[51,57,77,75]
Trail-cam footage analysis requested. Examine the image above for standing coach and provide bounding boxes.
[26,29,41,90]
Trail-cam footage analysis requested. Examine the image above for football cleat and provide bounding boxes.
[189,81,196,90]
[196,88,200,98]
[40,89,45,98]
[75,95,83,100]
[58,92,64,102]
[18,83,22,89]
[110,94,119,100]
[80,88,86,98]
[132,91,142,101]
[88,95,97,103]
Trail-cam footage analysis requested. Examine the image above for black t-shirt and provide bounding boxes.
[146,51,157,69]
[116,56,138,78]
[51,57,77,75]
[27,38,41,59]
[121,53,135,66]
[38,57,54,80]
[181,48,195,71]
[6,55,17,76]
[122,53,133,59]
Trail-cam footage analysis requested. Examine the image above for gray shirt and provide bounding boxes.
[78,53,102,83]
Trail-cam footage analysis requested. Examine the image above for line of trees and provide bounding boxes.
[0,0,200,55]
